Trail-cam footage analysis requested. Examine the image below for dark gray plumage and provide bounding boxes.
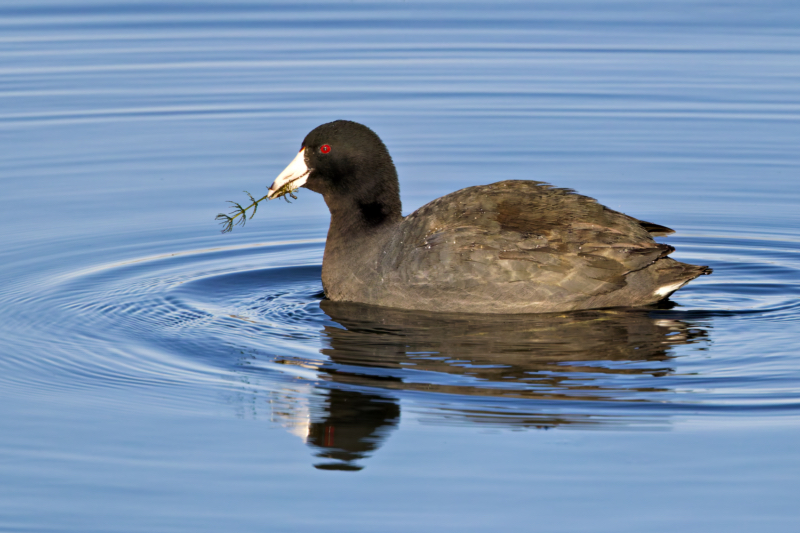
[269,120,711,313]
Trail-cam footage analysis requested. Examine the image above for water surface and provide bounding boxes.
[2,1,800,531]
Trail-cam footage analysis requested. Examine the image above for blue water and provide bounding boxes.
[2,1,800,531]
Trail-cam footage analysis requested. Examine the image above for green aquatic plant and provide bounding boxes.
[215,181,299,233]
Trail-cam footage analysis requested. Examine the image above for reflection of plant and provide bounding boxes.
[215,183,299,233]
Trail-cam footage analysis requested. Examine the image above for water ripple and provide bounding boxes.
[1,230,798,431]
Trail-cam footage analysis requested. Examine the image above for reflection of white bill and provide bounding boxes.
[267,382,319,443]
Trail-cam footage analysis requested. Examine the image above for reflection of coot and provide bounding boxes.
[302,300,708,469]
[308,389,399,471]
[319,299,708,406]
[320,300,705,379]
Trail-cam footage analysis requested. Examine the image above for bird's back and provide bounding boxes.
[370,180,709,313]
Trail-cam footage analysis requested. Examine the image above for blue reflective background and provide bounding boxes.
[2,1,800,531]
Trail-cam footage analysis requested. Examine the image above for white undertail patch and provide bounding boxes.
[654,281,687,297]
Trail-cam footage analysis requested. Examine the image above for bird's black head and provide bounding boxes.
[270,120,402,230]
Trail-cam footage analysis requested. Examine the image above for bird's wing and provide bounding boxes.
[379,180,673,302]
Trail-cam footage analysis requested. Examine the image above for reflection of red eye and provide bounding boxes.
[320,144,331,154]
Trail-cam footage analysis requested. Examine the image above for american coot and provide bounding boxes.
[268,120,711,313]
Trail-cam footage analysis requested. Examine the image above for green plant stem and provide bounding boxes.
[215,183,298,233]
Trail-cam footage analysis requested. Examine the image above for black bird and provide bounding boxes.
[267,120,711,313]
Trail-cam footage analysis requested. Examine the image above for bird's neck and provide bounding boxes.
[320,177,402,299]
[327,199,401,239]
[323,164,403,245]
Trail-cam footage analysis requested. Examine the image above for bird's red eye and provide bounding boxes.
[320,144,331,154]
